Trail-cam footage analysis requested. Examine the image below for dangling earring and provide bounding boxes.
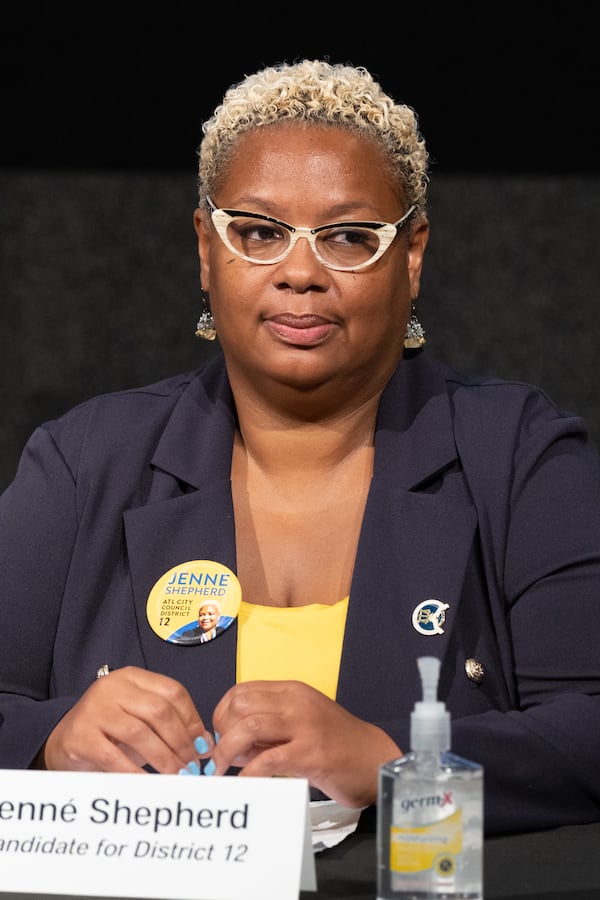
[404,301,426,349]
[194,290,216,341]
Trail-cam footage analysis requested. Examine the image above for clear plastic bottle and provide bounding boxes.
[377,656,483,900]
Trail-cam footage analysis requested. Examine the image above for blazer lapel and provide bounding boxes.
[337,354,477,734]
[123,359,240,720]
[124,482,238,682]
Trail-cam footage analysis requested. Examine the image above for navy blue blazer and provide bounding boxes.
[2,350,600,835]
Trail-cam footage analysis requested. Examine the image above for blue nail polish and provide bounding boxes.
[186,760,201,775]
[203,759,216,776]
[178,767,191,776]
[214,732,220,744]
[194,736,209,754]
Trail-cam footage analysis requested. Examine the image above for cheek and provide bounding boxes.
[201,239,239,292]
[361,268,412,322]
[209,260,267,312]
[208,278,261,340]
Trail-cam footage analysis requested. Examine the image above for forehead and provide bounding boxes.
[219,123,399,209]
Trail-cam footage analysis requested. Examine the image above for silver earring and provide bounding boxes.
[194,291,216,341]
[404,302,426,349]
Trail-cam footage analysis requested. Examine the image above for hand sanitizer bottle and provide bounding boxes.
[377,656,483,899]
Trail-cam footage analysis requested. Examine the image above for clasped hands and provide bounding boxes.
[42,666,400,808]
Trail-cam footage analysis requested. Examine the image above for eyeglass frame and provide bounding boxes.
[205,196,417,272]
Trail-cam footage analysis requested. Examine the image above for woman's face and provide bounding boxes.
[198,604,220,632]
[194,124,429,404]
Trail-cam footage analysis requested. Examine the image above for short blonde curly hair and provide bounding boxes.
[197,58,429,218]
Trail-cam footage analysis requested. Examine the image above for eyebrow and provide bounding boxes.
[225,197,386,221]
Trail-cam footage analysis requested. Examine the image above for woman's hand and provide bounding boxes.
[210,680,401,808]
[42,666,213,774]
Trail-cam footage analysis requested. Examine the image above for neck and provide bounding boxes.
[233,387,380,478]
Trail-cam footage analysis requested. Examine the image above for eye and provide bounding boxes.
[230,218,287,244]
[321,226,380,251]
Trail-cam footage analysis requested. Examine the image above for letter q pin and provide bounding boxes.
[411,599,450,636]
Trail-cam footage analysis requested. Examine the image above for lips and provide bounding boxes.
[265,314,337,346]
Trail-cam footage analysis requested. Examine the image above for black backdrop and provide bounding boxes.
[2,4,600,491]
[3,4,599,174]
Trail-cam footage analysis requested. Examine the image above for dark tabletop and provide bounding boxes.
[2,820,599,899]
[301,819,600,900]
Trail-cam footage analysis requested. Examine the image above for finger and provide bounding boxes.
[102,670,216,772]
[46,667,213,774]
[210,722,284,774]
[211,682,303,775]
[118,667,211,747]
[212,679,298,729]
[44,708,149,773]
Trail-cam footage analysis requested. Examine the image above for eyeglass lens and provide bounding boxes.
[226,216,384,267]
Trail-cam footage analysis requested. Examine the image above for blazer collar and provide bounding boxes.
[374,349,458,489]
[148,350,459,493]
[149,356,237,491]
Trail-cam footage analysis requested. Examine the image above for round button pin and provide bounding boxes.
[146,560,241,644]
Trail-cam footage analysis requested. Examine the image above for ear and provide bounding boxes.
[407,220,430,299]
[193,208,212,291]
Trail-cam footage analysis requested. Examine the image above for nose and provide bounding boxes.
[274,235,329,290]
[287,233,317,261]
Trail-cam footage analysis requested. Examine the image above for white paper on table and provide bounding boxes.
[310,799,363,852]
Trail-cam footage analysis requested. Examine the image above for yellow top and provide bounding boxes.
[236,596,350,700]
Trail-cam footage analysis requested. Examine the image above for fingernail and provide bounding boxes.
[214,732,220,743]
[194,736,209,754]
[186,760,201,775]
[178,767,191,776]
[203,759,216,776]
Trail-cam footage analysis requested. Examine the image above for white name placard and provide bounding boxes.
[0,770,316,900]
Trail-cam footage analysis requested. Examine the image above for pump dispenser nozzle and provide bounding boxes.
[410,656,450,753]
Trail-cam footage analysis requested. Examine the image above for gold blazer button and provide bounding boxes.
[465,658,485,683]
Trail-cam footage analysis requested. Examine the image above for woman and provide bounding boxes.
[169,600,227,644]
[1,59,600,836]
